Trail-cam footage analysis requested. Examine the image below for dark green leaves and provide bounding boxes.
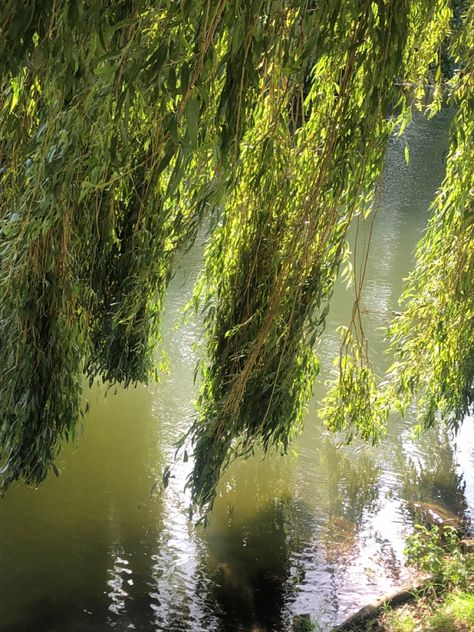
[0,0,470,511]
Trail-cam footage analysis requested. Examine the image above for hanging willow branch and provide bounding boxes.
[322,2,473,443]
[382,3,474,429]
[0,1,471,508]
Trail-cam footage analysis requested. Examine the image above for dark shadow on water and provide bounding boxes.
[0,597,100,632]
[202,496,316,632]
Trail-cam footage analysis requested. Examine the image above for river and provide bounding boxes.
[0,110,472,632]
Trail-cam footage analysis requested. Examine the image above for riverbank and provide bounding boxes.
[331,528,474,632]
[294,584,474,632]
[367,589,474,631]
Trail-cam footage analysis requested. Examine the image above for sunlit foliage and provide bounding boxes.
[323,3,473,443]
[0,1,471,508]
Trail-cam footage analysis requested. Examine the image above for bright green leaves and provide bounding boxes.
[321,330,388,444]
[321,2,473,443]
[188,0,456,509]
[0,1,471,507]
[386,10,474,430]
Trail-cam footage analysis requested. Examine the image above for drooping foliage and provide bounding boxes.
[388,7,474,429]
[0,1,471,508]
[322,2,473,442]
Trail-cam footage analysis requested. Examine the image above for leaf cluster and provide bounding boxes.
[0,1,471,508]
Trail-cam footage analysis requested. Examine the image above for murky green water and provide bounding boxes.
[0,111,472,632]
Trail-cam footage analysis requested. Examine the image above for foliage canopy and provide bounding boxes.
[0,0,472,509]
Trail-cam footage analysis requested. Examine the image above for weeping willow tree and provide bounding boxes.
[0,1,472,509]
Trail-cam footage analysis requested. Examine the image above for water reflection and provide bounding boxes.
[321,443,381,569]
[204,497,304,631]
[398,426,470,532]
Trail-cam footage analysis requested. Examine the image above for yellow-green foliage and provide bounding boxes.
[0,1,472,508]
[323,3,474,444]
[380,592,474,632]
[429,592,474,631]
